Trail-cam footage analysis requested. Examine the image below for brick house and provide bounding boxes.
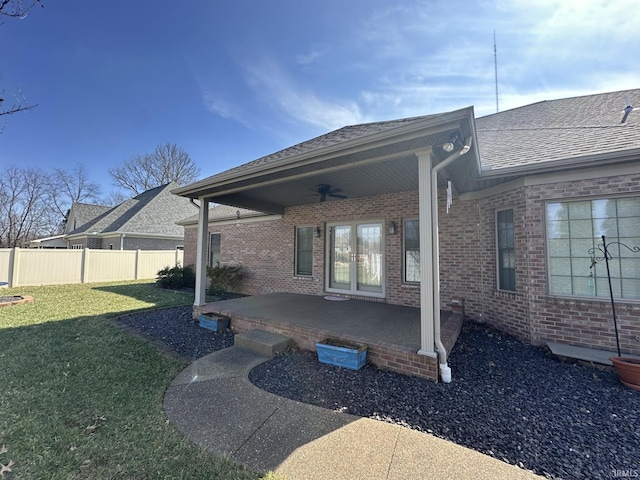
[64,182,198,250]
[175,89,640,378]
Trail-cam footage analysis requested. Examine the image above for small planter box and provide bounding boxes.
[315,339,367,370]
[199,314,230,332]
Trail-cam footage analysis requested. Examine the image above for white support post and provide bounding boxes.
[194,198,209,307]
[81,248,89,284]
[417,149,436,357]
[8,247,19,288]
[135,249,142,280]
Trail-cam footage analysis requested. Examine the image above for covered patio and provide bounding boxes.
[196,293,463,379]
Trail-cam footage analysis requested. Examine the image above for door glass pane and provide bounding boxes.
[330,225,351,289]
[356,224,382,293]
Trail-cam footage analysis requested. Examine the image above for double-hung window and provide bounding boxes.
[404,219,420,283]
[208,233,221,267]
[295,226,313,276]
[546,197,640,300]
[497,209,516,292]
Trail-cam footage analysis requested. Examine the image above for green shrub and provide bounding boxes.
[156,264,196,289]
[206,264,246,294]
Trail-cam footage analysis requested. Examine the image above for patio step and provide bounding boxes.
[234,329,291,357]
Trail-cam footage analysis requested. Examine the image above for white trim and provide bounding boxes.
[194,199,209,307]
[544,195,640,301]
[417,150,435,356]
[495,207,516,293]
[459,161,640,202]
[294,225,314,277]
[177,214,282,227]
[65,231,184,241]
[208,232,222,268]
[324,220,386,299]
[402,217,420,284]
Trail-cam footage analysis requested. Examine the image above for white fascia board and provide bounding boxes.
[180,214,282,228]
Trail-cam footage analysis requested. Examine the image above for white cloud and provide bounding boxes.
[196,0,640,140]
[241,55,365,131]
[295,48,327,66]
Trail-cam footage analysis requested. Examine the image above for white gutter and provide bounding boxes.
[432,136,473,383]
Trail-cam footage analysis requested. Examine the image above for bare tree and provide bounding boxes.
[46,164,101,218]
[109,143,200,195]
[0,0,43,18]
[0,165,49,247]
[0,0,43,121]
[101,190,128,207]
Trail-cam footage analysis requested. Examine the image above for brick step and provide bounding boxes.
[234,329,291,357]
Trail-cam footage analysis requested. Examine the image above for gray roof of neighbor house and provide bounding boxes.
[65,203,111,233]
[67,182,199,237]
[476,88,640,172]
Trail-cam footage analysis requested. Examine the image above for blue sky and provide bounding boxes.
[1,0,639,199]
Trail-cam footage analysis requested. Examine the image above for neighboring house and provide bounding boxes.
[174,89,640,364]
[63,182,198,250]
[64,202,112,234]
[26,203,112,249]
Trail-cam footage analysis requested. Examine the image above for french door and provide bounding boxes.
[326,221,384,297]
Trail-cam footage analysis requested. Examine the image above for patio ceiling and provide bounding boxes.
[175,108,485,215]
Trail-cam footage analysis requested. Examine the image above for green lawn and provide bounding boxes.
[0,281,261,480]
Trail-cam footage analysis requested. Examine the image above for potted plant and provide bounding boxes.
[315,338,367,370]
[589,235,640,390]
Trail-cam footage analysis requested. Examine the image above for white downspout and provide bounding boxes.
[432,136,473,383]
[120,234,125,250]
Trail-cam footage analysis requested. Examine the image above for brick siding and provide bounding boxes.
[184,171,640,356]
[442,172,640,355]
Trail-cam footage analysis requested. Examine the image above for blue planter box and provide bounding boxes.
[199,315,230,332]
[315,339,367,370]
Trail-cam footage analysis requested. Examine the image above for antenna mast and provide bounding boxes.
[494,30,499,113]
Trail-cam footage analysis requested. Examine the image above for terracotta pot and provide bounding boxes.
[610,357,640,391]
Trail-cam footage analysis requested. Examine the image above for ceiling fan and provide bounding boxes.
[310,184,347,202]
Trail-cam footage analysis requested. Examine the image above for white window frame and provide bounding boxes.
[295,226,314,277]
[496,208,516,292]
[403,218,420,284]
[208,232,221,268]
[545,196,640,301]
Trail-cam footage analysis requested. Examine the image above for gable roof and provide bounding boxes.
[476,88,640,172]
[65,203,111,233]
[67,182,199,238]
[174,108,474,199]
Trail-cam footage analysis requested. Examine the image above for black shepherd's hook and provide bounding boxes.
[588,235,640,357]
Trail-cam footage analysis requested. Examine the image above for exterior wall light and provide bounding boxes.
[314,226,322,238]
[388,221,397,234]
[442,131,463,152]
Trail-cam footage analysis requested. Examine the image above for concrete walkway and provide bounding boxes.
[164,347,544,479]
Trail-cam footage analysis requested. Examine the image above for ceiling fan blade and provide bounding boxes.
[328,187,343,195]
[328,193,348,199]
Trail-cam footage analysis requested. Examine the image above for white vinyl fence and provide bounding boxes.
[0,248,184,287]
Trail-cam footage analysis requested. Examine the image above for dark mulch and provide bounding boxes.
[116,305,234,360]
[118,305,639,480]
[249,322,640,480]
